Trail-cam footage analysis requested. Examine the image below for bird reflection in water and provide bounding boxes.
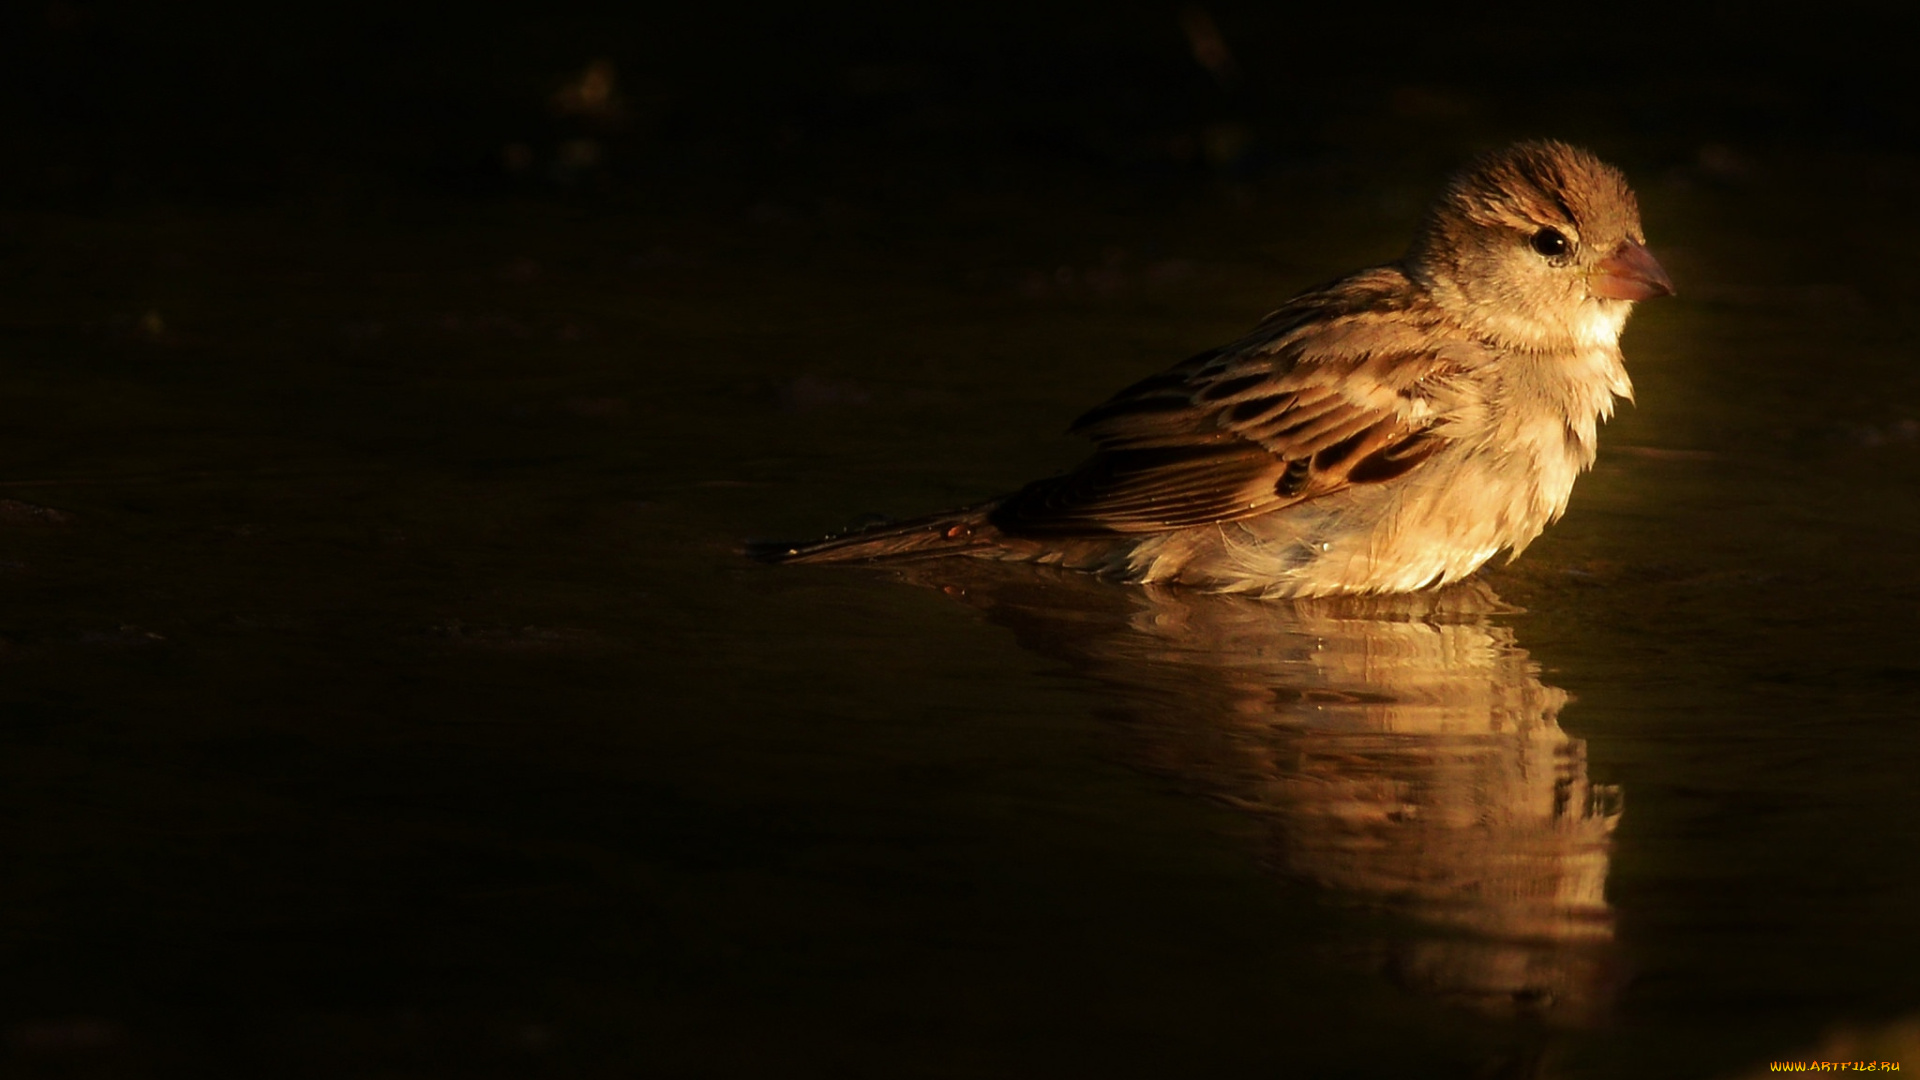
[889,561,1623,1023]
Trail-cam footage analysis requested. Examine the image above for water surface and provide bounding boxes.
[2,136,1918,1078]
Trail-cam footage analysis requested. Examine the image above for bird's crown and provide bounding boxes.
[1426,140,1643,248]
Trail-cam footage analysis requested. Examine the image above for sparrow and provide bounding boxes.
[758,141,1673,598]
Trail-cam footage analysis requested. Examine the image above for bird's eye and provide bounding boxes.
[1529,228,1571,258]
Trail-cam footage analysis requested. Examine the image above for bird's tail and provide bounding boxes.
[749,505,1001,565]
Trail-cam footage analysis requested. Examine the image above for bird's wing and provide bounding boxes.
[991,268,1477,536]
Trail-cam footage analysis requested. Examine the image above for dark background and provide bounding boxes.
[6,2,1913,212]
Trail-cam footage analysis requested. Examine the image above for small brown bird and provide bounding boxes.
[760,141,1673,597]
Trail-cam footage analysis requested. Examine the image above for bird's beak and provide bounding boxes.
[1591,240,1675,301]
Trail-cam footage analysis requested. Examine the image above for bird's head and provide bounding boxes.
[1407,140,1673,352]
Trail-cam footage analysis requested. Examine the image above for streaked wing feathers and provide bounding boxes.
[992,444,1281,535]
[992,267,1464,537]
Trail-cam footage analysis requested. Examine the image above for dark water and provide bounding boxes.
[4,5,1920,1077]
